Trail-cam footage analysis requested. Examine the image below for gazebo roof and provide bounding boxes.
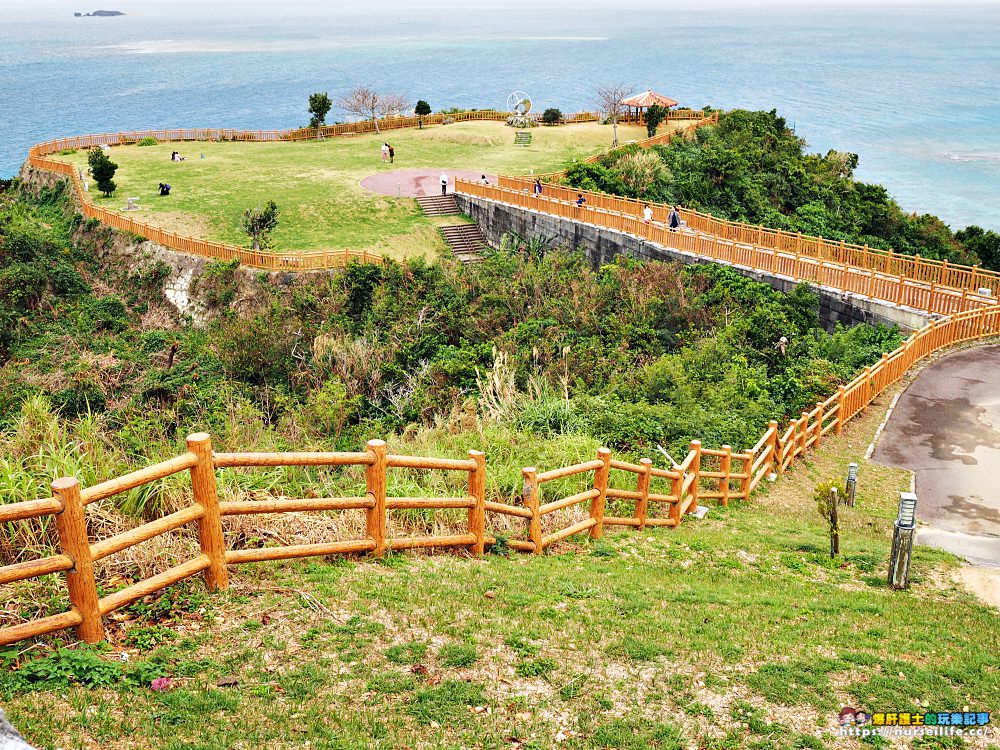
[621,90,679,109]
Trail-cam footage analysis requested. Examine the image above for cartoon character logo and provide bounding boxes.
[839,707,858,725]
[855,711,871,725]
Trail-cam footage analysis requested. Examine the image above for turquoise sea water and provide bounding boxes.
[2,1,998,229]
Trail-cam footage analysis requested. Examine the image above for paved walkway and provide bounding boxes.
[872,345,1000,566]
[360,169,496,198]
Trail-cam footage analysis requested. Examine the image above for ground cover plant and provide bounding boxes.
[60,120,654,258]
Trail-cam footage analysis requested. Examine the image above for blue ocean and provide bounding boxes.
[2,1,998,230]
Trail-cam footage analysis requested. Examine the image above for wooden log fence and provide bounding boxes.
[455,179,997,316]
[4,300,998,647]
[25,110,712,273]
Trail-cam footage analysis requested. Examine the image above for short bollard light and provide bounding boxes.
[888,491,917,589]
[845,462,858,507]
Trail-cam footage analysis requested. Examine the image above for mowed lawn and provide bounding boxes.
[63,121,660,260]
[5,379,999,750]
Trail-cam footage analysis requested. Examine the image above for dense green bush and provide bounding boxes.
[541,108,563,125]
[564,108,997,269]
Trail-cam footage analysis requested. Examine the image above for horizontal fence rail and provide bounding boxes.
[3,303,999,646]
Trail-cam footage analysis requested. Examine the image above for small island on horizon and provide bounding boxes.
[74,9,125,16]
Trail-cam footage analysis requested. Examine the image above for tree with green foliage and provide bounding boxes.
[87,148,117,197]
[414,100,431,129]
[956,225,1000,272]
[308,92,333,132]
[643,104,667,137]
[241,201,279,250]
[542,108,563,126]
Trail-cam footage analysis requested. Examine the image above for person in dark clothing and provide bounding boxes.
[576,193,586,207]
[158,183,171,196]
[388,144,394,163]
[668,205,682,230]
[534,178,542,196]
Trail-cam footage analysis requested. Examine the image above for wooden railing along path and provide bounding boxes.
[455,180,996,317]
[480,110,1000,298]
[25,109,706,272]
[3,303,1000,646]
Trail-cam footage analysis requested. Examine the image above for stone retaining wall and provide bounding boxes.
[456,194,933,332]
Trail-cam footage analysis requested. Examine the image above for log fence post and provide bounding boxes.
[720,445,732,507]
[187,433,228,591]
[52,477,103,644]
[635,458,652,530]
[814,403,824,449]
[366,440,388,555]
[799,413,809,456]
[468,450,486,555]
[836,386,847,435]
[590,448,611,539]
[669,464,683,526]
[523,468,542,554]
[767,420,780,476]
[688,440,702,513]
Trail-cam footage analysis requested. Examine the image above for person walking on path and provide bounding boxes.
[534,178,543,196]
[388,145,395,163]
[576,193,587,207]
[643,204,653,224]
[440,172,448,196]
[668,205,682,230]
[381,142,389,162]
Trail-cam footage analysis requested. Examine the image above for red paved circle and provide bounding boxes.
[360,168,498,197]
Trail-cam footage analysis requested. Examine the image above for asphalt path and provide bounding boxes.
[872,345,1000,566]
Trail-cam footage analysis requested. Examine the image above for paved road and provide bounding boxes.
[360,169,496,197]
[872,345,1000,566]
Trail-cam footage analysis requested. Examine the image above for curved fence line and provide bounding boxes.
[2,305,999,647]
[26,110,711,271]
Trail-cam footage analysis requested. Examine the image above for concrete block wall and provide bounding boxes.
[456,195,932,333]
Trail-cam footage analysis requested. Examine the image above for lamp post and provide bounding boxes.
[888,492,917,589]
[845,463,858,507]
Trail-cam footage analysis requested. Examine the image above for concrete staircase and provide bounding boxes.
[416,194,460,216]
[439,224,489,264]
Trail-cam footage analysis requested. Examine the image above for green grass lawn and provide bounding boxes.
[63,121,659,260]
[5,375,999,750]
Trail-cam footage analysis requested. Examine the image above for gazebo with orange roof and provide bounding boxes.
[621,89,679,122]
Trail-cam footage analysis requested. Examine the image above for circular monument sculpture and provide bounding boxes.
[506,90,536,128]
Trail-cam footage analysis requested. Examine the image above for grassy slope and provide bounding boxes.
[64,121,656,259]
[6,374,999,750]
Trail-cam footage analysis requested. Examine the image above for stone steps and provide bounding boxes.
[416,194,460,216]
[439,224,489,264]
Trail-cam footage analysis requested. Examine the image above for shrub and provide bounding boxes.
[541,108,563,125]
[82,296,130,332]
[137,137,158,147]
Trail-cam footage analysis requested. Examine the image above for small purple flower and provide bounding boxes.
[150,677,173,691]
